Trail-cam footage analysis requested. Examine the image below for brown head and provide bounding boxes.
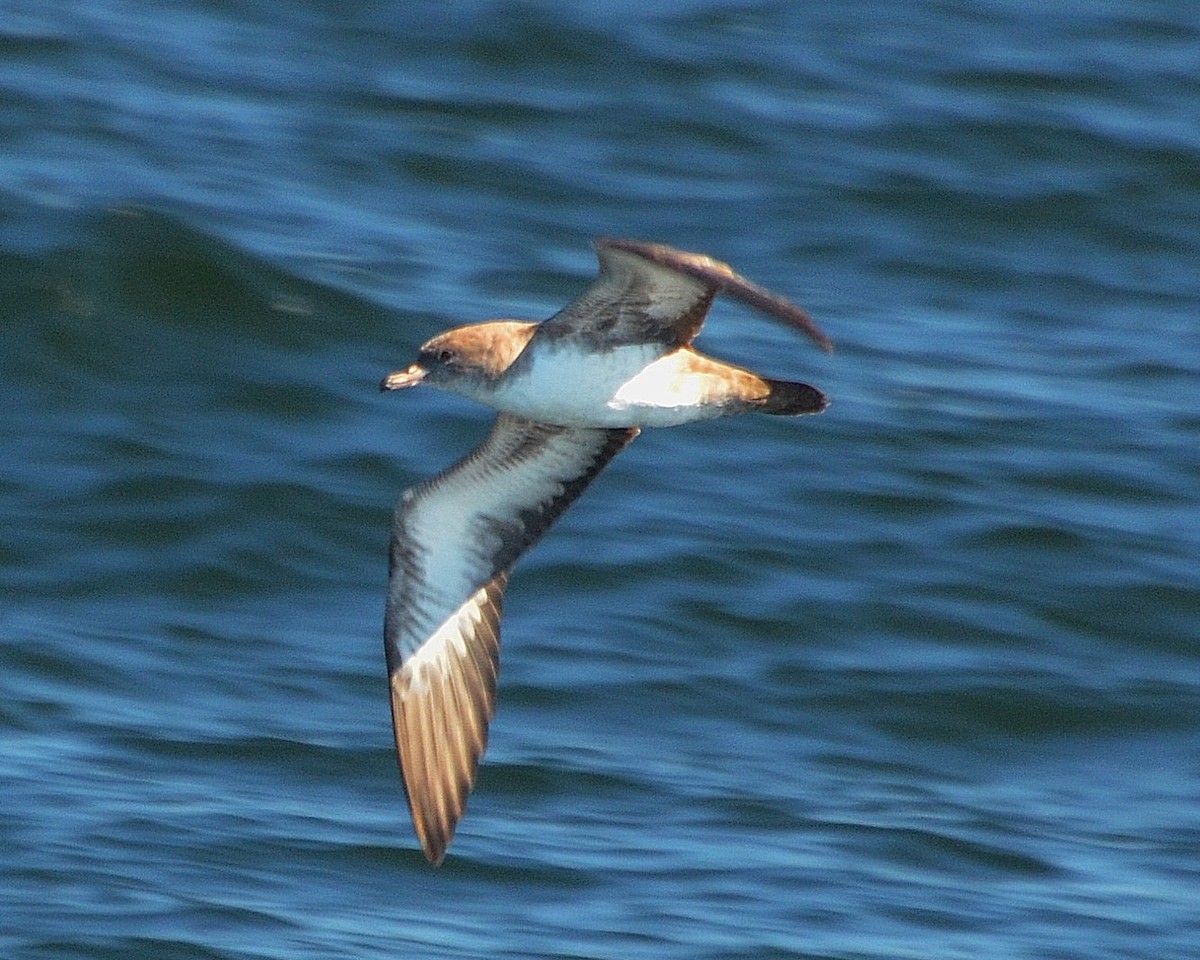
[380,320,538,396]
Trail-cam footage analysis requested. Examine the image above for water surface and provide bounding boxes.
[2,2,1199,958]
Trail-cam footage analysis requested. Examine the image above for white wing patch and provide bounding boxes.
[403,581,492,695]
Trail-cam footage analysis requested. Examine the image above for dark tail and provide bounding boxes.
[759,378,828,416]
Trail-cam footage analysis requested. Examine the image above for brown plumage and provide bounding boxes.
[379,239,831,864]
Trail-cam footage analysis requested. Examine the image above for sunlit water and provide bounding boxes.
[2,2,1198,958]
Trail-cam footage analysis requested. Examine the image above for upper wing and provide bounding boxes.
[385,414,638,864]
[533,237,832,353]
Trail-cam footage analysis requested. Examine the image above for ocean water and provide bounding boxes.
[2,1,1199,958]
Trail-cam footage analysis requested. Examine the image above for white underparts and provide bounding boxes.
[482,346,732,428]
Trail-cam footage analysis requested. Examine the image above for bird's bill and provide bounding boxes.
[380,364,427,391]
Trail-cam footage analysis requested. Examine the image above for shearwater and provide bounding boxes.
[379,238,832,864]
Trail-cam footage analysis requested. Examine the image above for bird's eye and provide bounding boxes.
[437,349,454,364]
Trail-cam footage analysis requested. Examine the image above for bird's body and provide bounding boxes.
[379,238,831,864]
[459,341,787,427]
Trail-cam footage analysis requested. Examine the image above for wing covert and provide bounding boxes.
[535,238,832,353]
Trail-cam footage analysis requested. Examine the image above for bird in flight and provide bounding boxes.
[379,238,832,864]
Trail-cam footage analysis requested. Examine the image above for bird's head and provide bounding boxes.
[380,320,537,396]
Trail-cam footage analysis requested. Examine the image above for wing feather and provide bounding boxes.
[385,414,637,864]
[534,237,832,353]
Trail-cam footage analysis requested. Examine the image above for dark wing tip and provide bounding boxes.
[416,815,452,867]
[729,282,835,354]
[593,238,833,353]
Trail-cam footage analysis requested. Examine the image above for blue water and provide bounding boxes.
[3,2,1199,958]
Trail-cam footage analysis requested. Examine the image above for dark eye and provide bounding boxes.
[436,348,455,364]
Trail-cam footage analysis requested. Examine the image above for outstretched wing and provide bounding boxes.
[533,237,832,353]
[385,414,638,864]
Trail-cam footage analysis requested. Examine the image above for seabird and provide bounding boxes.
[379,238,832,864]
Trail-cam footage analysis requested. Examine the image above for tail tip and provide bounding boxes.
[762,380,828,416]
